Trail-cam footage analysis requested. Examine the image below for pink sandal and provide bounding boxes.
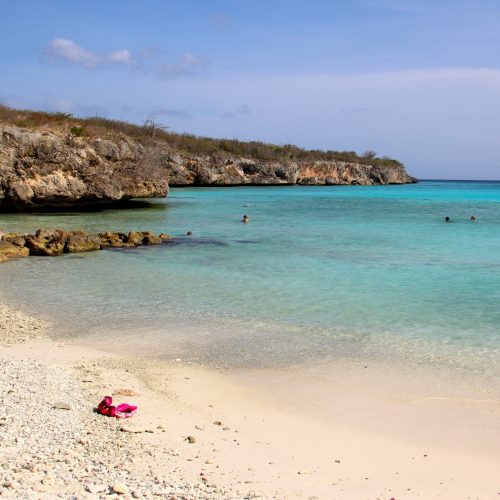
[97,396,137,418]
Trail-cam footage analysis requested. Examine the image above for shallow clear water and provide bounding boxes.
[1,181,499,377]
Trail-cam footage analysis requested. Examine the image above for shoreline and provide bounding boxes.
[1,302,499,498]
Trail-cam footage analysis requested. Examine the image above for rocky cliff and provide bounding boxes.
[0,125,169,211]
[0,123,415,211]
[165,154,416,186]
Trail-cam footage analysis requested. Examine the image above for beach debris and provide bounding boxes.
[213,420,223,426]
[186,435,196,443]
[97,395,137,419]
[52,401,72,410]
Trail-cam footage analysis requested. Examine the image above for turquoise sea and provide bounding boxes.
[1,181,499,386]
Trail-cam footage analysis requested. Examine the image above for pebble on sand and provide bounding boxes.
[112,482,129,494]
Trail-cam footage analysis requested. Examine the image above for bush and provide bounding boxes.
[0,104,403,168]
[69,126,88,137]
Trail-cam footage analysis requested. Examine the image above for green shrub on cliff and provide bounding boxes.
[0,104,402,168]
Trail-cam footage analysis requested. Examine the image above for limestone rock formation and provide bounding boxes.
[0,241,29,262]
[0,126,169,211]
[0,121,415,212]
[164,155,417,186]
[0,229,170,263]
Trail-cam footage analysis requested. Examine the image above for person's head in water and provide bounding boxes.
[470,215,476,221]
[445,216,450,222]
[242,214,249,223]
[187,231,192,236]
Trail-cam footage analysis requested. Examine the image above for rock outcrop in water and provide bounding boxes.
[0,125,169,211]
[0,229,171,263]
[0,114,415,211]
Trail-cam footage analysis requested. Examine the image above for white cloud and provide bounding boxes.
[43,39,205,79]
[44,38,136,68]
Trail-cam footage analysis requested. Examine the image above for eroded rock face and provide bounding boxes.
[164,155,417,186]
[0,126,169,211]
[0,123,416,212]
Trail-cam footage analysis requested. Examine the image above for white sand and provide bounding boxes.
[1,303,499,499]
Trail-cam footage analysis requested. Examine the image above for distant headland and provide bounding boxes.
[0,105,416,212]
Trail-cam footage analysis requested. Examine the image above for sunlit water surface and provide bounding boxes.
[1,181,499,391]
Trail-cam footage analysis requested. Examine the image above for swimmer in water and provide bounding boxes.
[187,231,192,236]
[444,216,450,222]
[242,214,249,223]
[470,215,476,221]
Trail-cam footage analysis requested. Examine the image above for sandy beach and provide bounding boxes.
[1,302,499,499]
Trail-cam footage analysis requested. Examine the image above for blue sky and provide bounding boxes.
[1,0,500,179]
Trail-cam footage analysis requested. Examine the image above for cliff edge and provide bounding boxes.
[165,154,416,186]
[0,125,169,211]
[0,106,416,211]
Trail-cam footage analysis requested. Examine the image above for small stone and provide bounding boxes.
[186,435,196,443]
[112,482,129,495]
[86,483,107,493]
[52,401,72,410]
[132,490,142,498]
[213,421,222,426]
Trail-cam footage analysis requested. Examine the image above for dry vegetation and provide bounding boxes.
[0,104,402,167]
